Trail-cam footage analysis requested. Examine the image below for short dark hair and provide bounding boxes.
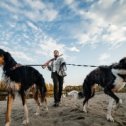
[54,50,59,53]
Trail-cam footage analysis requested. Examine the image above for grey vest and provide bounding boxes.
[48,57,67,77]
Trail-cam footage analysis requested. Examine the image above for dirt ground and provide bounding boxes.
[0,93,126,126]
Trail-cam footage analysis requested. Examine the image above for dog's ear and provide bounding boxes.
[4,52,17,66]
[4,52,17,64]
[4,52,12,61]
[0,49,6,57]
[119,57,126,66]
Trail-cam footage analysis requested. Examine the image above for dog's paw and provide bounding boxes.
[106,114,114,122]
[115,99,123,110]
[83,107,88,113]
[22,119,29,125]
[41,105,48,111]
[113,99,123,110]
[119,99,122,104]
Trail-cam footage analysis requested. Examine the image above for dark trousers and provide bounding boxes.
[52,72,63,103]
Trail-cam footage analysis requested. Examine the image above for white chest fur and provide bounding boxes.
[112,69,126,91]
[1,74,21,91]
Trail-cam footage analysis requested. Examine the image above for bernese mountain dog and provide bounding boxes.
[82,57,126,122]
[0,49,48,126]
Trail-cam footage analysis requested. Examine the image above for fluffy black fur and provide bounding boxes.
[0,49,48,125]
[82,58,126,106]
[0,49,46,102]
[78,91,84,98]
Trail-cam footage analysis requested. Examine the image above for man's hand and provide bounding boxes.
[41,65,46,69]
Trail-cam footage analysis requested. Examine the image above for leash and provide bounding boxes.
[66,64,98,67]
[24,64,98,68]
[23,53,98,68]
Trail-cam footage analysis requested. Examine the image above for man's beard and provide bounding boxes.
[54,55,58,59]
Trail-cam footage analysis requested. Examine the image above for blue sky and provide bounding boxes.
[0,0,126,86]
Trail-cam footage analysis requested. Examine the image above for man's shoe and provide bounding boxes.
[53,103,57,107]
[53,103,59,107]
[55,103,59,107]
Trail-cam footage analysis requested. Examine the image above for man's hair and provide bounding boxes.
[54,50,59,53]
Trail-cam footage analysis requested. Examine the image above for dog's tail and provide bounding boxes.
[83,77,96,101]
[36,75,47,102]
[78,91,84,98]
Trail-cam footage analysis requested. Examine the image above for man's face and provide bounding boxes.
[54,50,59,57]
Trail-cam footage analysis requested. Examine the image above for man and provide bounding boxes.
[43,50,67,107]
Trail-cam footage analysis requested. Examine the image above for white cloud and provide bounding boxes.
[39,39,65,57]
[0,0,58,22]
[0,2,18,14]
[99,53,111,64]
[9,0,21,7]
[65,0,126,48]
[26,21,38,30]
[64,0,74,5]
[91,0,126,26]
[0,45,33,63]
[67,46,80,52]
[76,34,90,45]
[11,51,34,62]
[97,0,115,9]
[24,0,58,21]
[42,9,58,21]
[24,1,58,22]
[103,25,126,48]
[0,45,11,52]
[26,0,45,10]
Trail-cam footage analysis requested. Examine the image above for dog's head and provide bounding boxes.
[119,57,126,69]
[0,49,17,69]
[0,49,6,66]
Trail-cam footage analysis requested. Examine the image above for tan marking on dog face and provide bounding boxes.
[0,55,4,65]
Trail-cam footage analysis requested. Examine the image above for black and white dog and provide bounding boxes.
[0,49,48,126]
[82,57,126,122]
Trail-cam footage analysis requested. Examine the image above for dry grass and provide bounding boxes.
[0,82,126,101]
[0,81,7,91]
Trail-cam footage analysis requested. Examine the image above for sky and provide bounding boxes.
[0,0,126,86]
